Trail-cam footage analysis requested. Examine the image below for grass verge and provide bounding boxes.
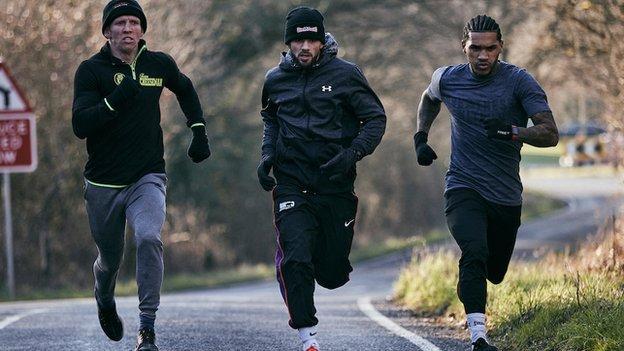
[393,229,624,351]
[1,231,444,302]
[522,191,567,222]
[350,230,447,263]
[0,264,274,302]
[520,164,619,179]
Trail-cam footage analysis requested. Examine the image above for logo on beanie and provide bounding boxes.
[113,2,130,9]
[114,73,125,85]
[296,26,318,33]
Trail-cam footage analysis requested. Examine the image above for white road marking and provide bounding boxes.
[358,297,443,351]
[0,309,48,330]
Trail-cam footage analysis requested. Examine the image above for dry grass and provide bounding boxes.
[394,213,624,351]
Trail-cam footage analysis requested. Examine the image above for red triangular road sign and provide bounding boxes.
[0,62,32,113]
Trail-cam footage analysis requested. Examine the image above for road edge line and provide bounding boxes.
[0,308,48,330]
[357,296,443,351]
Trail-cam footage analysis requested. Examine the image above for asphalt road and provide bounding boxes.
[515,170,623,253]
[0,253,440,351]
[1,169,621,351]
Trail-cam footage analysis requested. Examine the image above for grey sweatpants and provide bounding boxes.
[84,173,167,328]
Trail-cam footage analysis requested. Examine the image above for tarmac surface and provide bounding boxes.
[0,167,620,350]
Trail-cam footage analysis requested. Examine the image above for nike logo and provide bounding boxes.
[309,332,317,336]
[344,219,355,227]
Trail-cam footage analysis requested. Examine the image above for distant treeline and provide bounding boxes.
[0,0,620,294]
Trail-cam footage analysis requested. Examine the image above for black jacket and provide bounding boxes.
[261,34,386,193]
[72,40,204,186]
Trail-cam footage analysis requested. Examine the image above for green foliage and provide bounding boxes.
[161,264,273,292]
[522,191,567,222]
[0,264,273,302]
[350,231,446,263]
[393,250,461,316]
[493,271,624,351]
[0,235,427,301]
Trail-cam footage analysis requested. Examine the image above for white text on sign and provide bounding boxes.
[0,118,33,169]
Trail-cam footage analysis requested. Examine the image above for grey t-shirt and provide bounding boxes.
[427,61,551,206]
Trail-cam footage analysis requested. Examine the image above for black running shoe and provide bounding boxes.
[97,306,123,341]
[135,328,159,351]
[472,338,498,351]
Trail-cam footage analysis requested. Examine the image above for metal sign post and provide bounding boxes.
[0,62,37,299]
[3,172,13,299]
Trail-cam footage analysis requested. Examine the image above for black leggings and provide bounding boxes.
[445,188,521,314]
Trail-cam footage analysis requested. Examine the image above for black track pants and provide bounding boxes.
[273,185,358,329]
[445,188,521,314]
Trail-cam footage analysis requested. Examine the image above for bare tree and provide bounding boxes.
[527,0,623,127]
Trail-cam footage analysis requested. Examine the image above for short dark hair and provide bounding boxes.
[461,14,502,48]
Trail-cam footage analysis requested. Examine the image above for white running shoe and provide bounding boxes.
[302,339,320,351]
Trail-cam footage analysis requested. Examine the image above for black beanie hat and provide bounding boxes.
[284,6,325,45]
[102,0,147,35]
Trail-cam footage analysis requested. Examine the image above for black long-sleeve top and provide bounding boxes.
[72,40,205,186]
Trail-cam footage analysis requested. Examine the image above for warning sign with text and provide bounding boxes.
[0,62,37,173]
[0,114,37,172]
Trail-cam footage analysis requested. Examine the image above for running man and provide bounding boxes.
[72,1,211,350]
[257,6,386,351]
[413,14,558,351]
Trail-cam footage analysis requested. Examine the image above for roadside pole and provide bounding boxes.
[3,172,14,299]
[0,62,38,299]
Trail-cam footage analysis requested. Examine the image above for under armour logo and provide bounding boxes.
[322,85,332,92]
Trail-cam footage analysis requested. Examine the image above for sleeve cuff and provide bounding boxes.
[349,143,367,159]
[190,123,205,129]
[103,98,115,112]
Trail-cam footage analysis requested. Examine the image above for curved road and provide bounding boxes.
[0,169,621,350]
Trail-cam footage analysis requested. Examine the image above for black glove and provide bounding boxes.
[187,124,211,163]
[257,154,276,191]
[106,75,140,111]
[484,118,513,140]
[320,148,361,181]
[413,131,438,166]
